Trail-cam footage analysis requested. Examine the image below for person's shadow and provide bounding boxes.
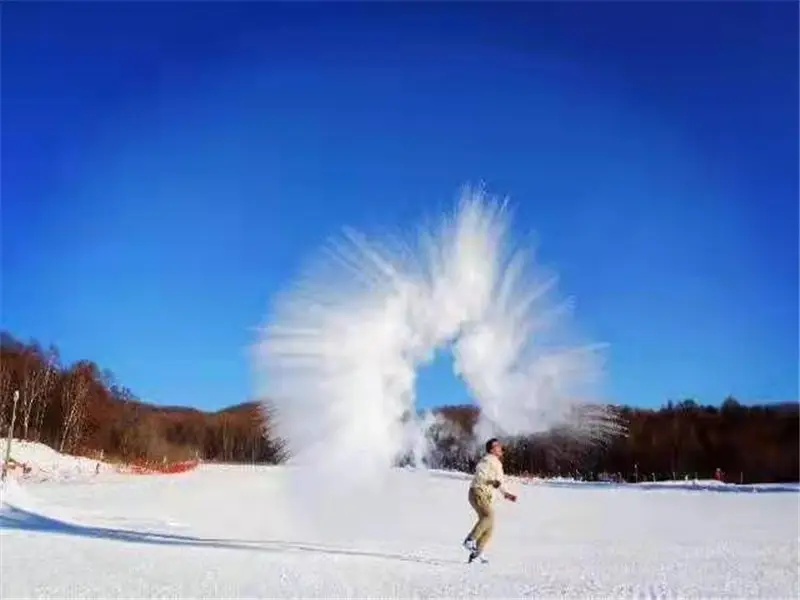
[0,504,462,567]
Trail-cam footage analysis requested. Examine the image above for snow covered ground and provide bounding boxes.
[1,451,798,599]
[529,476,800,494]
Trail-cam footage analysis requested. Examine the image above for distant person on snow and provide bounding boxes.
[462,437,517,563]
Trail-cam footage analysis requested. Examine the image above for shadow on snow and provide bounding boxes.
[0,504,461,567]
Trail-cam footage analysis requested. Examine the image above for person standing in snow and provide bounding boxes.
[462,437,517,563]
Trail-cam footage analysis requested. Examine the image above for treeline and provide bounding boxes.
[1,332,797,483]
[0,333,285,465]
[420,402,799,484]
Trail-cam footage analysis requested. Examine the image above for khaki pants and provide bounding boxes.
[466,486,494,552]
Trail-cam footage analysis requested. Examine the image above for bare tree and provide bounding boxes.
[220,413,234,461]
[20,345,58,440]
[116,395,141,459]
[59,362,92,453]
[0,361,13,433]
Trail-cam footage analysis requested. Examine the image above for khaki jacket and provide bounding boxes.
[470,453,506,500]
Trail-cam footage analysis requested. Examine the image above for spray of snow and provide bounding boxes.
[253,185,621,489]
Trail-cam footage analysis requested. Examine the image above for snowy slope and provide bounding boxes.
[1,463,798,598]
[0,439,120,484]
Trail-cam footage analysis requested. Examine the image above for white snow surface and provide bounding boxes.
[1,461,798,598]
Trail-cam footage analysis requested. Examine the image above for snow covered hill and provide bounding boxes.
[1,460,798,598]
[0,439,119,484]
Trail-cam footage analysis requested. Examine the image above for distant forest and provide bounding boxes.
[1,332,797,483]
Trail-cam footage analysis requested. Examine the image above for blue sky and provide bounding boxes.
[3,3,797,411]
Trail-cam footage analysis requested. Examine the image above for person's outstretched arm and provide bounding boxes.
[494,461,517,502]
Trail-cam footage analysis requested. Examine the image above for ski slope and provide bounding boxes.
[1,457,798,599]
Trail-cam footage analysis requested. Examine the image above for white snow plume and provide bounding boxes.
[401,410,439,468]
[253,185,622,488]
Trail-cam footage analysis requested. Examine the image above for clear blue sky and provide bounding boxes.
[3,3,797,411]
